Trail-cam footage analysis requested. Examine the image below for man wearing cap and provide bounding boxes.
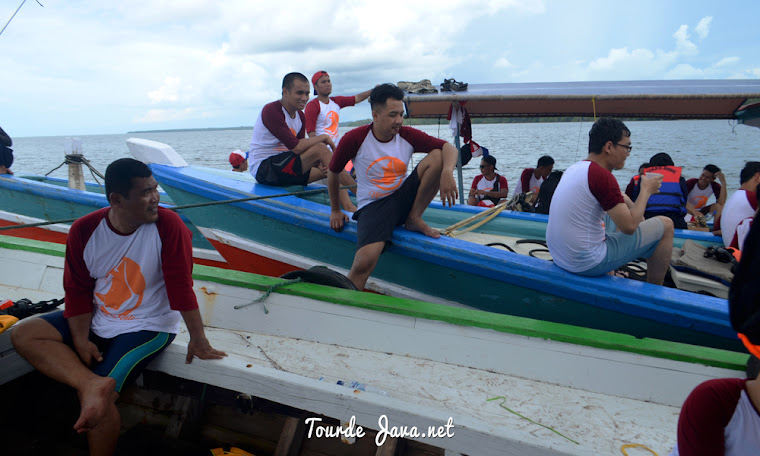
[305,71,371,147]
[229,149,248,172]
[467,155,508,207]
[248,72,357,212]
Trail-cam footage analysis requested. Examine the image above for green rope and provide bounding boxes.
[234,277,304,313]
[0,185,357,231]
[486,396,580,445]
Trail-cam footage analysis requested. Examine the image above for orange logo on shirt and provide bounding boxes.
[95,257,145,320]
[367,157,407,191]
[691,195,709,209]
[325,111,339,137]
[289,127,297,136]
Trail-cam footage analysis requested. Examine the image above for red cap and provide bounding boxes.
[229,150,246,168]
[312,71,328,88]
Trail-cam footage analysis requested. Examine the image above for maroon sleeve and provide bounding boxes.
[63,209,107,318]
[499,175,509,195]
[711,182,722,198]
[686,178,697,194]
[676,378,745,456]
[304,99,319,133]
[260,101,300,150]
[749,191,758,211]
[398,126,446,152]
[470,174,482,190]
[588,162,624,210]
[156,208,198,312]
[333,96,356,109]
[329,125,369,173]
[520,169,532,193]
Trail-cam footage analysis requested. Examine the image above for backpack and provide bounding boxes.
[534,171,563,215]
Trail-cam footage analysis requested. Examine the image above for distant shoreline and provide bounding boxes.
[127,116,660,134]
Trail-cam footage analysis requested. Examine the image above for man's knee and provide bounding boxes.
[658,216,674,235]
[10,318,59,348]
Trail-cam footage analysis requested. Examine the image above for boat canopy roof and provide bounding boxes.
[404,79,760,123]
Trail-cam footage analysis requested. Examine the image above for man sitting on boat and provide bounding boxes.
[718,161,760,251]
[305,70,371,148]
[546,117,675,285]
[326,83,458,290]
[10,158,227,456]
[229,149,248,172]
[248,72,357,212]
[635,153,689,230]
[684,164,727,223]
[512,155,554,203]
[467,155,508,207]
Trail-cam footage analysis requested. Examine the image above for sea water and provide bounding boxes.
[10,119,760,196]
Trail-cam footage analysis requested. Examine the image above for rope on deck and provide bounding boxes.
[233,277,304,314]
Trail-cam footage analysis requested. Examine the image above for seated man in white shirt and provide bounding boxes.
[546,117,674,285]
[718,161,760,250]
[467,155,509,207]
[512,155,555,202]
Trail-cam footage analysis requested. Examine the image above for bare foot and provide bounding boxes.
[74,376,116,434]
[405,217,440,239]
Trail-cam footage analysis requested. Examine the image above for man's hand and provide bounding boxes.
[186,336,227,364]
[640,172,663,195]
[716,171,726,184]
[330,210,348,232]
[439,172,458,207]
[320,135,336,152]
[74,340,103,368]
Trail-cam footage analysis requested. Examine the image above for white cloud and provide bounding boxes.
[713,57,740,67]
[664,63,704,79]
[148,77,185,104]
[695,16,712,39]
[494,57,512,68]
[135,108,198,123]
[673,25,698,55]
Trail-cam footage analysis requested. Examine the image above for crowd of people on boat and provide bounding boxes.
[4,71,759,455]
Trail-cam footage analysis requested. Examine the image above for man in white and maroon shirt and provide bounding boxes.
[718,161,760,250]
[248,72,357,211]
[684,164,727,222]
[512,155,555,200]
[467,155,509,207]
[305,70,371,147]
[546,117,674,285]
[670,214,760,455]
[327,83,458,290]
[11,159,226,456]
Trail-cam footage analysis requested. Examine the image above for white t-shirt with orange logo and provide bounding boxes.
[329,124,446,210]
[248,100,305,178]
[304,96,355,145]
[63,207,198,338]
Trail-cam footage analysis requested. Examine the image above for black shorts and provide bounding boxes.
[255,151,309,186]
[353,168,421,249]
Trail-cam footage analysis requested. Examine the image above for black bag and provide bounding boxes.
[534,171,563,215]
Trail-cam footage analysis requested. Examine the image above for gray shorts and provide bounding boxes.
[578,217,665,276]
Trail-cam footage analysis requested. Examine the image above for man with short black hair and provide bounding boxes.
[248,72,357,211]
[513,155,554,199]
[685,164,727,221]
[11,158,226,456]
[546,117,674,285]
[468,155,508,207]
[719,161,760,250]
[327,83,458,290]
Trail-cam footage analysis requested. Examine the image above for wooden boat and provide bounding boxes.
[0,173,229,269]
[0,234,747,455]
[126,137,741,354]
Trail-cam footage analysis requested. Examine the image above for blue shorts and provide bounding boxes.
[39,310,175,393]
[579,217,665,276]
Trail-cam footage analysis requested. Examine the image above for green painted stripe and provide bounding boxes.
[0,234,747,371]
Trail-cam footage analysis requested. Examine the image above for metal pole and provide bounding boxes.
[454,120,465,205]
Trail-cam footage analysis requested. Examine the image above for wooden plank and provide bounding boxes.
[375,437,399,456]
[274,416,304,456]
[164,395,201,439]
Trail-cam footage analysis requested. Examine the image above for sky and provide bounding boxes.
[1,0,759,137]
